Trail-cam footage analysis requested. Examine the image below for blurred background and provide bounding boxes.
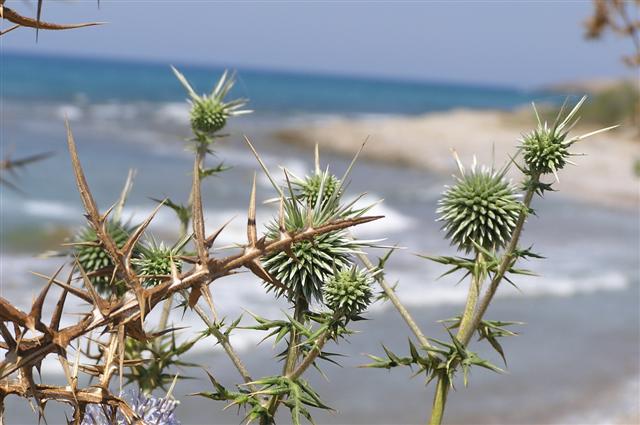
[1,1,639,424]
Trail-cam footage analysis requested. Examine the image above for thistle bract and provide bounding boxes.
[74,220,132,296]
[323,266,373,316]
[438,160,521,253]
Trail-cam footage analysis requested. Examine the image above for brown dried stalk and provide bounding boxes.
[0,0,102,37]
[0,122,380,423]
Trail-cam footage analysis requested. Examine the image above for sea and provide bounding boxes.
[1,52,638,425]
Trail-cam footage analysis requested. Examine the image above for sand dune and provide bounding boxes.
[275,109,639,210]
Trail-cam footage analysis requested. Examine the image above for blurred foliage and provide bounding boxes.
[541,82,639,128]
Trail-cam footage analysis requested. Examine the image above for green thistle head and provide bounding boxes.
[132,238,186,288]
[323,266,373,316]
[438,157,521,253]
[190,97,228,134]
[521,124,571,176]
[294,172,341,209]
[521,96,616,179]
[74,220,132,296]
[263,200,363,303]
[172,67,251,136]
[259,144,376,304]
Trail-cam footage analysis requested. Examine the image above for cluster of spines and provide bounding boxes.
[323,266,373,316]
[172,67,251,137]
[74,220,132,296]
[437,160,521,253]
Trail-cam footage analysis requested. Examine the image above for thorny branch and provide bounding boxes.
[0,0,101,37]
[0,122,380,423]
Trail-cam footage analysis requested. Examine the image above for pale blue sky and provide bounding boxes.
[1,1,636,88]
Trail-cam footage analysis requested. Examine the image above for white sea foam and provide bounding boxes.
[21,199,80,220]
[155,102,190,124]
[54,104,84,121]
[350,195,416,236]
[371,268,630,310]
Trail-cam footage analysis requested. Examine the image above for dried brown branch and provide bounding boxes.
[0,123,381,422]
[585,0,640,66]
[0,3,102,36]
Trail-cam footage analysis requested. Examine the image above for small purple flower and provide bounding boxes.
[82,390,180,425]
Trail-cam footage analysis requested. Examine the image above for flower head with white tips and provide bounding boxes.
[172,66,252,135]
[521,96,618,181]
[437,152,522,253]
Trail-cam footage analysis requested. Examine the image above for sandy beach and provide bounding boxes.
[274,108,639,210]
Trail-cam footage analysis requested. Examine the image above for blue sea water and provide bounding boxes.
[1,51,554,114]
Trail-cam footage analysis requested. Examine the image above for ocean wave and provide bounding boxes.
[372,269,630,310]
[21,199,80,220]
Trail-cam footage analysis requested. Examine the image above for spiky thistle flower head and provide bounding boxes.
[82,390,179,425]
[521,96,618,180]
[293,171,341,209]
[323,266,374,316]
[74,220,133,296]
[263,198,365,304]
[172,66,251,135]
[437,155,521,253]
[260,144,376,304]
[132,235,188,288]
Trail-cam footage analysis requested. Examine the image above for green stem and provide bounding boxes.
[429,373,449,425]
[287,325,330,380]
[186,294,254,386]
[464,174,538,346]
[356,252,432,350]
[262,297,308,424]
[457,252,484,344]
[428,174,540,425]
[428,252,483,425]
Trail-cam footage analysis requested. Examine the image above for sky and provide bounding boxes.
[1,1,637,88]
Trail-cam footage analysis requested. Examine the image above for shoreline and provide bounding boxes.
[274,108,639,210]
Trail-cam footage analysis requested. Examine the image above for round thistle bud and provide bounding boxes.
[323,266,373,316]
[132,241,182,288]
[263,228,357,303]
[263,191,363,304]
[173,67,250,137]
[296,173,340,208]
[74,220,131,296]
[438,163,521,253]
[521,126,571,175]
[190,97,227,134]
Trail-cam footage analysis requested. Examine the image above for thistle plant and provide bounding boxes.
[363,96,617,425]
[262,162,368,303]
[0,68,380,424]
[190,142,381,425]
